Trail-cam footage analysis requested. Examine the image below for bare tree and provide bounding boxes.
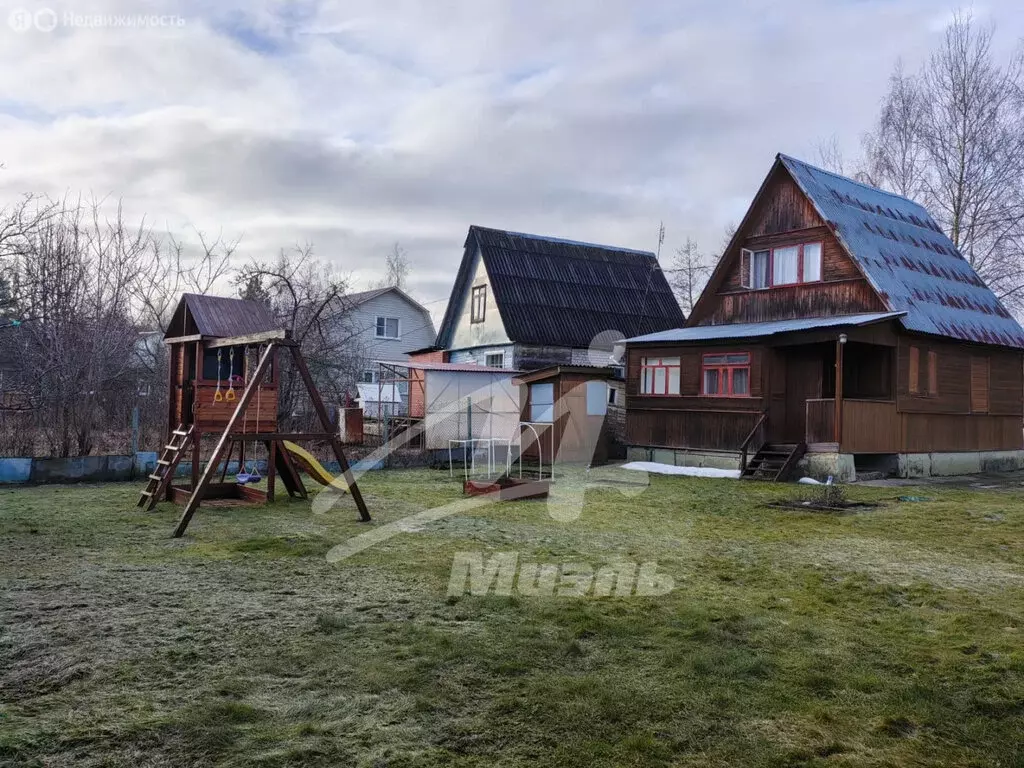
[372,242,410,291]
[234,244,362,430]
[863,12,1024,307]
[669,238,710,316]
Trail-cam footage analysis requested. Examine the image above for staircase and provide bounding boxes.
[137,424,194,510]
[740,442,806,482]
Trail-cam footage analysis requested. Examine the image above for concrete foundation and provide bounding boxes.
[898,450,1024,478]
[625,446,740,471]
[797,452,857,483]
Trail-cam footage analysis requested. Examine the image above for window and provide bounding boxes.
[744,241,823,289]
[471,285,487,323]
[971,356,990,413]
[362,370,375,384]
[484,352,504,368]
[640,357,680,395]
[586,381,608,416]
[701,352,751,396]
[530,382,554,423]
[607,386,619,406]
[375,316,400,339]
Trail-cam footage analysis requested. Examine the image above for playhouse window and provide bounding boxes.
[701,353,751,396]
[202,346,244,381]
[529,382,554,423]
[640,357,680,396]
[375,316,400,339]
[745,241,822,288]
[471,285,487,323]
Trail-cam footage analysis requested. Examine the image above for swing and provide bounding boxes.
[225,348,237,402]
[213,349,224,402]
[235,360,251,484]
[247,350,264,484]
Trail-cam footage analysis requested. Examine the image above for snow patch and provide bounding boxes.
[797,477,823,485]
[620,462,740,479]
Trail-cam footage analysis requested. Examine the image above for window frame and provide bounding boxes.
[470,285,487,324]
[639,356,681,396]
[375,315,400,339]
[700,351,752,397]
[484,351,505,368]
[529,382,555,423]
[743,241,823,290]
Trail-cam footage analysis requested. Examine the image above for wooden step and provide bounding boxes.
[165,444,182,452]
[173,429,190,436]
[158,459,170,466]
[148,473,163,482]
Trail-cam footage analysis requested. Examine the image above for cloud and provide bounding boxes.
[1,0,1022,319]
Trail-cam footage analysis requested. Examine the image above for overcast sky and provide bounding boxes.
[1,1,1022,321]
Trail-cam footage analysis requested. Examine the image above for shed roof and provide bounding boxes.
[514,364,620,385]
[165,293,280,340]
[375,359,517,374]
[627,312,904,344]
[436,226,684,350]
[778,155,1024,348]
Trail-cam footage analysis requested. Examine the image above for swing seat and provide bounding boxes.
[236,472,251,485]
[248,470,262,484]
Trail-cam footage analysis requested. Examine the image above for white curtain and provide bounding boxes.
[773,246,799,285]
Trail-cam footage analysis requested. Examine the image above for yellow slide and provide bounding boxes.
[282,441,349,494]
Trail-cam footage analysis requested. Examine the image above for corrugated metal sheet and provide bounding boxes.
[626,312,904,344]
[436,226,685,350]
[780,154,1024,348]
[170,293,280,339]
[375,359,515,373]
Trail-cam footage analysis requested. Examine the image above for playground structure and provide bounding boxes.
[138,294,369,537]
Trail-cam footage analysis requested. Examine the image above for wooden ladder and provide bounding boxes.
[137,424,194,510]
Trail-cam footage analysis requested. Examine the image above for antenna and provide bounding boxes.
[656,221,665,262]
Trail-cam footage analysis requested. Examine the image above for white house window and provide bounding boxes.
[375,316,400,339]
[529,382,554,423]
[485,352,504,368]
[640,357,680,396]
[586,380,608,416]
[744,242,823,289]
[362,370,375,383]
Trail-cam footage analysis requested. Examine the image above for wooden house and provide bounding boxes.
[624,155,1024,480]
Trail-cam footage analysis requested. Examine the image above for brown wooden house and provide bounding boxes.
[624,154,1024,480]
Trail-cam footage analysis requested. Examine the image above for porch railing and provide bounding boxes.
[806,398,898,452]
[739,411,767,474]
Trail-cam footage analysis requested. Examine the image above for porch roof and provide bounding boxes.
[625,312,904,344]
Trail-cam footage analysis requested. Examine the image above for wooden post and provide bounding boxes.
[289,346,370,521]
[266,440,276,502]
[173,345,276,538]
[834,337,845,446]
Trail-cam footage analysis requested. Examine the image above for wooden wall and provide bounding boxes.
[691,169,885,326]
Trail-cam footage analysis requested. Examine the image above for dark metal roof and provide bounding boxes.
[436,226,685,349]
[780,154,1024,348]
[164,293,280,340]
[626,312,904,344]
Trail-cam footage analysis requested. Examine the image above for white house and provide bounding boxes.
[343,286,436,383]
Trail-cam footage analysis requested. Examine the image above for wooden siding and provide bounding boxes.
[192,384,278,432]
[747,174,823,236]
[626,408,763,451]
[842,400,900,453]
[709,279,885,325]
[897,336,1022,417]
[720,228,860,291]
[805,399,834,444]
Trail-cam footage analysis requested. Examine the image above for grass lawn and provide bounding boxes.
[1,468,1022,767]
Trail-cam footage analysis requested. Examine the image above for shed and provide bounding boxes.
[376,360,521,451]
[516,365,618,466]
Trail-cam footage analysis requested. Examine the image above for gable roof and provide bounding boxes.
[345,285,433,319]
[164,293,280,340]
[697,154,1024,348]
[436,225,685,349]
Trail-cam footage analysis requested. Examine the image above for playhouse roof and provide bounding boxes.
[164,294,280,340]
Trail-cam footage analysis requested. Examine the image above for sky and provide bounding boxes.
[1,0,1022,324]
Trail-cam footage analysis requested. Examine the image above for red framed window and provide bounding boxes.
[640,357,680,395]
[742,242,822,289]
[701,353,751,396]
